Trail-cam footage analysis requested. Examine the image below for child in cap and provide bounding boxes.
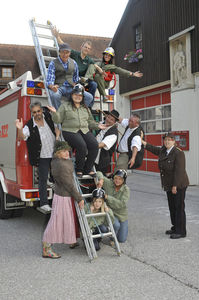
[85,188,114,251]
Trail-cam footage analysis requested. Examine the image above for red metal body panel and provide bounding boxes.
[15,95,32,189]
[1,90,33,196]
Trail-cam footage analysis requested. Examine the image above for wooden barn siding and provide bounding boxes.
[112,0,199,94]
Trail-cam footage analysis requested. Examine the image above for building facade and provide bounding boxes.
[111,0,199,185]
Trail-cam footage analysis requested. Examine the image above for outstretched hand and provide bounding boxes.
[133,71,143,78]
[47,105,56,113]
[15,118,23,130]
[78,200,84,209]
[98,123,107,130]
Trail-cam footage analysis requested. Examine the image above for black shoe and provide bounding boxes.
[84,172,96,178]
[76,172,83,178]
[165,229,175,235]
[170,233,186,239]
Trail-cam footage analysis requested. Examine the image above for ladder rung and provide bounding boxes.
[43,56,56,62]
[85,212,107,217]
[41,45,58,51]
[79,175,95,180]
[82,193,92,198]
[92,232,112,239]
[34,23,52,29]
[38,34,54,40]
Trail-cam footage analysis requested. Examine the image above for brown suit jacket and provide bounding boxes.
[145,144,189,191]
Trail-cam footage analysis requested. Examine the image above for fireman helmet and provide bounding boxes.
[92,188,106,199]
[103,47,115,57]
[114,169,127,183]
[71,84,84,95]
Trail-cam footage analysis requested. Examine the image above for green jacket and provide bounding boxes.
[96,171,130,222]
[96,62,132,77]
[52,102,99,133]
[84,202,114,231]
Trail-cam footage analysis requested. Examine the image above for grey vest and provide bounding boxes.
[54,57,75,86]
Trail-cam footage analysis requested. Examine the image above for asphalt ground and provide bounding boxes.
[0,172,199,300]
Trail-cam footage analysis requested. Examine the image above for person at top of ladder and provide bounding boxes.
[46,43,93,109]
[84,47,143,102]
[52,26,102,107]
[96,169,130,243]
[84,188,114,251]
[42,141,84,259]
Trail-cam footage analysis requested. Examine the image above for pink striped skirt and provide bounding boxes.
[43,194,77,244]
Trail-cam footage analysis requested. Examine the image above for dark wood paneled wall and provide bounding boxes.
[111,0,199,94]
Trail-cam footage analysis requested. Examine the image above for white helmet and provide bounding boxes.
[103,47,115,57]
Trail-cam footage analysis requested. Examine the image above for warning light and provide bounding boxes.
[27,88,35,95]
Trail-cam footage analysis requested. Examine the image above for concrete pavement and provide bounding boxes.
[0,172,199,300]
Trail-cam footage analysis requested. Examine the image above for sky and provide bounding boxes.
[1,0,129,46]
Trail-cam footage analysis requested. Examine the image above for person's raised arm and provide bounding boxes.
[15,118,25,140]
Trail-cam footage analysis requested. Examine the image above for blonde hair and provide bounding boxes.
[92,197,105,213]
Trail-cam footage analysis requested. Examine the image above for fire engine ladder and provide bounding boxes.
[29,19,121,260]
[73,172,121,261]
[29,19,59,106]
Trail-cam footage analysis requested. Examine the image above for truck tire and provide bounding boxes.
[0,184,13,219]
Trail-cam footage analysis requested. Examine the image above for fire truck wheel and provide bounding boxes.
[0,183,13,219]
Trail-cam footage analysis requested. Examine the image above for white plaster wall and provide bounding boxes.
[171,75,199,185]
[114,75,131,138]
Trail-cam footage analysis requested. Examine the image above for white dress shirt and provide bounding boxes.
[118,118,141,153]
[23,116,55,158]
[95,125,117,164]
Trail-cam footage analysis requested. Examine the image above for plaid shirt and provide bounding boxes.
[46,56,79,86]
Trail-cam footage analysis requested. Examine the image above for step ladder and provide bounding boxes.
[73,173,121,261]
[29,18,59,106]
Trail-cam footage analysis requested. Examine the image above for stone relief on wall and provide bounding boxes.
[170,33,194,91]
[173,42,186,87]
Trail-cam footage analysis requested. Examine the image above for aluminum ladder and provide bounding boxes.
[29,19,59,105]
[73,173,121,261]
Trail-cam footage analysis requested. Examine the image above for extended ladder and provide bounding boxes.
[73,173,121,261]
[29,19,59,105]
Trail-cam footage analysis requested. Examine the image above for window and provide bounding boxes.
[135,24,142,50]
[2,68,13,78]
[133,105,171,134]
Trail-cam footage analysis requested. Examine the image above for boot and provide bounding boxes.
[42,242,61,259]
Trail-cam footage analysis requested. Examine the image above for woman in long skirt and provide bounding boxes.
[42,141,84,259]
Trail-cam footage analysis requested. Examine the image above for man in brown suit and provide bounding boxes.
[142,133,189,239]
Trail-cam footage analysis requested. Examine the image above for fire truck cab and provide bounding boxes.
[0,71,53,218]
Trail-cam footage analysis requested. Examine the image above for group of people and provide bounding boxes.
[47,27,143,108]
[15,32,189,258]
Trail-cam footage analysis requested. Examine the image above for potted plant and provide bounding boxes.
[124,49,143,63]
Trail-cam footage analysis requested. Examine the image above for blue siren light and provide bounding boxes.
[27,81,35,88]
[109,89,115,95]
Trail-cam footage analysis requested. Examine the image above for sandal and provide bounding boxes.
[69,242,80,249]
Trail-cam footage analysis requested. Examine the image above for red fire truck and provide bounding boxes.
[0,71,53,218]
[0,70,117,219]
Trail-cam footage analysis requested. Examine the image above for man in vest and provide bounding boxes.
[95,109,119,175]
[116,113,144,171]
[46,43,93,109]
[51,28,98,106]
[15,102,59,213]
